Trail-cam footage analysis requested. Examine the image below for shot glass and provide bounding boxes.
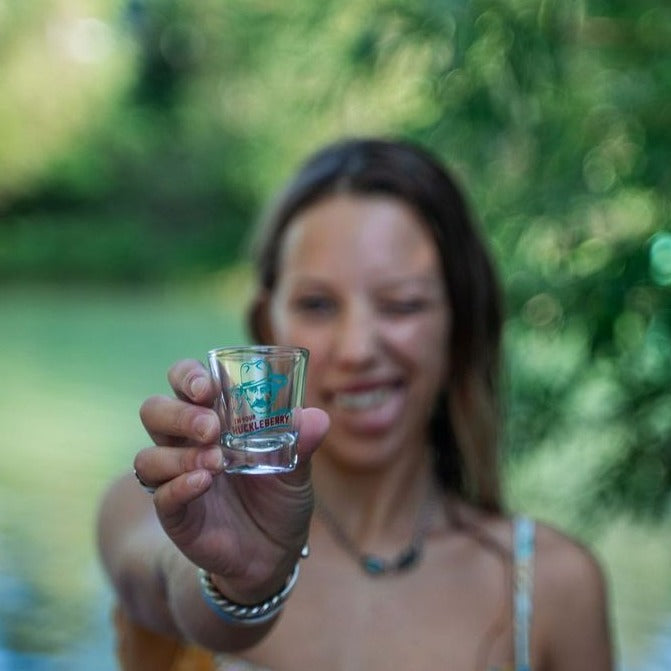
[208,345,309,474]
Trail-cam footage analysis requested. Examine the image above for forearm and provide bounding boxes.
[98,473,279,651]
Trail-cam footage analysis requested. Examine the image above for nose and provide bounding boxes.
[331,302,377,367]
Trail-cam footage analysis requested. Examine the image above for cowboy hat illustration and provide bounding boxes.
[234,358,287,417]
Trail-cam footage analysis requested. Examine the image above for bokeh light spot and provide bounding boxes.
[649,232,671,286]
[523,292,563,329]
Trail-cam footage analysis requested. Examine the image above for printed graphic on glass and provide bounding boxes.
[231,358,291,435]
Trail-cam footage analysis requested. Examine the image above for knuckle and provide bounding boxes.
[179,446,200,473]
[169,402,196,438]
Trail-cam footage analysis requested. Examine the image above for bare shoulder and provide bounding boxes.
[533,522,608,599]
[450,503,607,592]
[443,504,613,667]
[532,522,614,670]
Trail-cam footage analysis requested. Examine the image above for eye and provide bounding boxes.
[292,295,337,316]
[379,298,429,315]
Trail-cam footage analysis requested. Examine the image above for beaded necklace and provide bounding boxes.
[314,496,433,577]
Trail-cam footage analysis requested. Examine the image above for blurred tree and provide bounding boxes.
[380,0,671,526]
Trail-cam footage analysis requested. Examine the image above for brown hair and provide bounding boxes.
[248,138,504,512]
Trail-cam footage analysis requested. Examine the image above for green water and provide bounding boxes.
[0,285,669,670]
[0,282,249,668]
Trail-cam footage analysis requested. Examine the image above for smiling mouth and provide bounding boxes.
[333,384,399,410]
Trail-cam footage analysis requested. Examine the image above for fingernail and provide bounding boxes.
[194,415,217,440]
[199,446,223,471]
[187,471,207,489]
[190,376,208,398]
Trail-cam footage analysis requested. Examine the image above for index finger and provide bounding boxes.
[168,358,216,405]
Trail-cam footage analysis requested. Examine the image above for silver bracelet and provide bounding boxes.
[198,544,308,626]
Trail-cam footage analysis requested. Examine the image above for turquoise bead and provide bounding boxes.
[362,556,387,575]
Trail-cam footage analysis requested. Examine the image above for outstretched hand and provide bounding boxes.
[134,358,329,603]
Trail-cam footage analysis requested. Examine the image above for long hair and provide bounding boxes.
[247,138,505,512]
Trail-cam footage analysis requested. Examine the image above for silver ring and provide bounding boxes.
[134,468,157,494]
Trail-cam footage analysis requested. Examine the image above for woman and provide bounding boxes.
[98,138,613,670]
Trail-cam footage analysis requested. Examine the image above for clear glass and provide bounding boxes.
[208,345,309,474]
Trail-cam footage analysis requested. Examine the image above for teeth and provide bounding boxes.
[334,387,392,410]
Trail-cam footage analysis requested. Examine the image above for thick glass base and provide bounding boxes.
[222,432,298,474]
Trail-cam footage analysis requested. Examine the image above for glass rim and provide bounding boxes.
[208,345,309,359]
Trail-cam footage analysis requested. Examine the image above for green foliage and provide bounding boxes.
[1,0,670,521]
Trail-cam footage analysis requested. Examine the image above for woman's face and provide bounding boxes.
[267,193,451,471]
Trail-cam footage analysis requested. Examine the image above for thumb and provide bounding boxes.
[295,407,330,461]
[278,405,329,488]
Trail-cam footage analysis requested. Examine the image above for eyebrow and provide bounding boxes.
[289,274,443,293]
[375,275,441,289]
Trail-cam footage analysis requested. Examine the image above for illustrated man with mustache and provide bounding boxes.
[236,359,287,418]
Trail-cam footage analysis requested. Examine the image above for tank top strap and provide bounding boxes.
[513,515,535,671]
